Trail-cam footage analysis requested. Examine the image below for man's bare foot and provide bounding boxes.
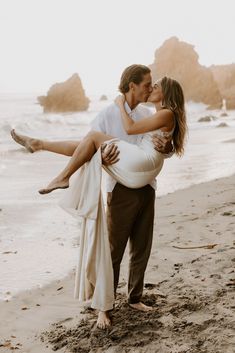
[96,311,112,329]
[38,177,69,194]
[10,129,42,153]
[129,302,153,312]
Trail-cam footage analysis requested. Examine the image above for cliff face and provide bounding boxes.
[149,37,222,108]
[37,74,90,113]
[210,64,235,109]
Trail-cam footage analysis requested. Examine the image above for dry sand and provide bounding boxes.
[0,174,234,353]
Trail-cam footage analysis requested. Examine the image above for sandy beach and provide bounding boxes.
[0,174,234,353]
[1,1,235,351]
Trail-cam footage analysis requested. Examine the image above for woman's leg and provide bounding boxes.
[41,140,80,156]
[39,130,114,194]
[11,129,80,156]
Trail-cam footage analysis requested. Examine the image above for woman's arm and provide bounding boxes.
[115,95,173,135]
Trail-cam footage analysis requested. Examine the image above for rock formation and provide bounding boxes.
[100,95,108,101]
[216,122,228,128]
[198,115,217,122]
[210,64,235,109]
[149,37,222,108]
[38,74,90,113]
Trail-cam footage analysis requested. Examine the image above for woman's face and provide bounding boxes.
[147,80,164,103]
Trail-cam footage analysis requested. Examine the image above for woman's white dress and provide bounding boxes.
[59,126,175,311]
[103,126,175,188]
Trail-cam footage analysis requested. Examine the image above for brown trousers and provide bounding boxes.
[106,182,155,304]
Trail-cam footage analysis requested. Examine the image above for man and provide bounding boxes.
[10,64,173,329]
[91,64,174,328]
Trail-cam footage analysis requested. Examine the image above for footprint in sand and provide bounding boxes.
[210,274,222,279]
[221,211,234,216]
[173,236,180,241]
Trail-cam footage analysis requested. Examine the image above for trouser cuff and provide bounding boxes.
[127,296,141,304]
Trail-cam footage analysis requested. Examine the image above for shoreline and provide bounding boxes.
[0,174,235,352]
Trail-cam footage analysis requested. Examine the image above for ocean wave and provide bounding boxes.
[0,122,13,134]
[0,164,7,174]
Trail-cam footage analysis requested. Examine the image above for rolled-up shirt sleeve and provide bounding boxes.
[91,110,107,134]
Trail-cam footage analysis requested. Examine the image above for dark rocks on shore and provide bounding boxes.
[198,116,217,122]
[216,122,229,128]
[37,74,90,113]
[149,37,222,109]
[149,37,235,109]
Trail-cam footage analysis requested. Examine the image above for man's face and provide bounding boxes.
[132,73,152,103]
[147,81,164,103]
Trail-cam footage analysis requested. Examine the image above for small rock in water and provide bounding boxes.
[100,94,108,101]
[216,122,228,128]
[198,115,216,122]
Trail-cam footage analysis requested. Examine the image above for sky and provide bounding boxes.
[0,0,234,95]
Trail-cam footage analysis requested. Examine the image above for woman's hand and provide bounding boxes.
[115,95,125,108]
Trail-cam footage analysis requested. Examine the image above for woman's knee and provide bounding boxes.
[84,131,104,151]
[87,130,102,141]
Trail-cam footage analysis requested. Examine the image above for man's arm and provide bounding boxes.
[100,143,120,165]
[90,110,106,133]
[91,109,120,165]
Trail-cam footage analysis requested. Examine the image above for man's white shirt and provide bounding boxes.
[91,102,172,192]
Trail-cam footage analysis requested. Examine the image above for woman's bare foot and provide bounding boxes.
[96,311,112,329]
[129,302,153,312]
[38,177,69,194]
[10,129,42,153]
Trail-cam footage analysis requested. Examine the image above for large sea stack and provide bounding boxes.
[37,74,90,113]
[149,37,222,109]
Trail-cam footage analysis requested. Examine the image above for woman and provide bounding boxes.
[11,76,187,194]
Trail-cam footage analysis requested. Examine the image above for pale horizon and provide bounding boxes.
[0,0,234,96]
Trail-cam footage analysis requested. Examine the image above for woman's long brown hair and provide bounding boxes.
[160,76,188,157]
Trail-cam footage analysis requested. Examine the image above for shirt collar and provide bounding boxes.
[124,101,137,116]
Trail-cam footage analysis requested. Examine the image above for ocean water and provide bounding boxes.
[0,93,235,300]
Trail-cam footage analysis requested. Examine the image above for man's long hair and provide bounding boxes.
[119,65,151,94]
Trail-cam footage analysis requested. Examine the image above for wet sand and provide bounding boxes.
[0,174,234,353]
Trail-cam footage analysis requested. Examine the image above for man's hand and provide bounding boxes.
[152,134,173,154]
[101,142,120,166]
